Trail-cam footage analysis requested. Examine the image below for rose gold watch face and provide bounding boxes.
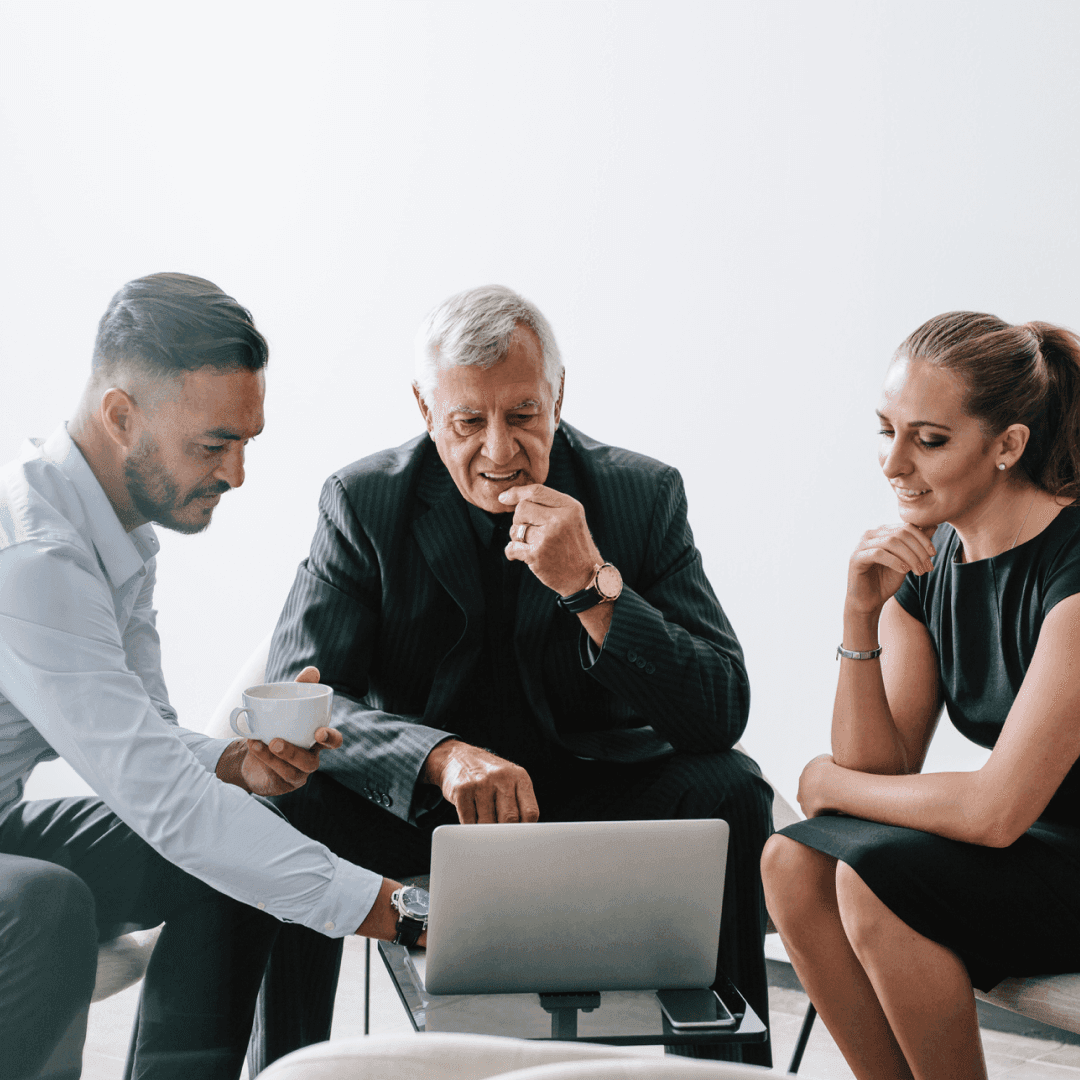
[595,563,623,600]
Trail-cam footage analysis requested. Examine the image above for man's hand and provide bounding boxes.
[422,739,539,824]
[499,484,602,597]
[499,483,614,647]
[216,666,344,796]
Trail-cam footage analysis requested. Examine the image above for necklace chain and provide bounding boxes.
[1010,491,1038,551]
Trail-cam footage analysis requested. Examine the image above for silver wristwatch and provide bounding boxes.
[390,885,430,948]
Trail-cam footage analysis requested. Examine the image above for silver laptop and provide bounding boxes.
[423,818,728,995]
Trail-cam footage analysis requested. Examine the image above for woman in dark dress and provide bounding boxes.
[762,312,1080,1080]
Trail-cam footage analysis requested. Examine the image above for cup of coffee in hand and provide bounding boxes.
[229,683,334,749]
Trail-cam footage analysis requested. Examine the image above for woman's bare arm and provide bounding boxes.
[807,592,1080,846]
[831,523,943,774]
[833,598,943,773]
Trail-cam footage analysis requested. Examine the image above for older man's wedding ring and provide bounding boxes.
[516,524,529,542]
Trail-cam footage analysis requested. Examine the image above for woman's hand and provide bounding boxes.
[797,754,838,818]
[846,523,938,615]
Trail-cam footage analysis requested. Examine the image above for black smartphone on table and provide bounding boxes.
[656,987,737,1029]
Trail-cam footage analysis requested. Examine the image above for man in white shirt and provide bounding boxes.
[0,273,415,1080]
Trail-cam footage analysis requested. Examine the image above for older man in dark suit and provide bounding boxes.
[255,285,773,1068]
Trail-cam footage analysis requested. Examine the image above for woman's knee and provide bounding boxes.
[761,834,836,929]
[834,859,897,956]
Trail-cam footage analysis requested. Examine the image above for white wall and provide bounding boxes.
[6,0,1076,806]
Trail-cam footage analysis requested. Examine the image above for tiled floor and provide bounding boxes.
[768,985,1080,1079]
[81,940,1080,1078]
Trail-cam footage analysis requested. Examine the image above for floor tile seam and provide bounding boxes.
[1004,1062,1080,1074]
[1021,1042,1068,1053]
[1030,1047,1079,1061]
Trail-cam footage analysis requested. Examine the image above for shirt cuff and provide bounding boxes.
[579,629,603,669]
[176,729,238,775]
[309,856,384,937]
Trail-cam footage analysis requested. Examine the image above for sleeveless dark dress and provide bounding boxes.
[781,506,1080,991]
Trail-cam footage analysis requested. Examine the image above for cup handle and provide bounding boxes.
[230,707,255,739]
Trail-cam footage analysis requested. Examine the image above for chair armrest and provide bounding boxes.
[732,741,801,831]
[93,926,162,1003]
[203,634,273,738]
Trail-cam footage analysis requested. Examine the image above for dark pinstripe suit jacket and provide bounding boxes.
[267,422,750,823]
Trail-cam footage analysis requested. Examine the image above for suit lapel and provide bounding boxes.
[411,443,484,623]
[411,444,484,722]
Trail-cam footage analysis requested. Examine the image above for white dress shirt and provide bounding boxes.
[0,425,381,936]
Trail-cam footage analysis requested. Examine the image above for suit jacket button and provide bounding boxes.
[636,657,646,669]
[645,662,655,674]
[627,650,638,663]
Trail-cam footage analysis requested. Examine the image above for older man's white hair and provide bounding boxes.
[413,285,564,407]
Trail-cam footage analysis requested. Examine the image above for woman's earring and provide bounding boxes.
[998,463,1007,471]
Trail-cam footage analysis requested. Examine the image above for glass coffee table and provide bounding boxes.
[377,941,767,1050]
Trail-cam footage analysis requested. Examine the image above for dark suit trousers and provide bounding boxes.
[0,797,280,1080]
[252,747,774,1070]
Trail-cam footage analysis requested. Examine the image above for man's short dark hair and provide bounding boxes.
[92,272,268,380]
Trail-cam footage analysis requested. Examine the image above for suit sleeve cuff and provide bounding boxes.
[406,733,459,824]
[577,592,638,671]
[577,588,656,676]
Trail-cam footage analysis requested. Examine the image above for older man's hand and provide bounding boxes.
[217,666,344,797]
[499,484,601,596]
[499,483,615,648]
[422,739,540,824]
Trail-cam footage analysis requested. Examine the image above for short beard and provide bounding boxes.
[124,435,215,535]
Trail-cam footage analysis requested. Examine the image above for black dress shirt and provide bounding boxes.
[445,503,556,774]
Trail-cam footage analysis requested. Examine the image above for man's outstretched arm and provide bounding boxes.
[0,537,382,938]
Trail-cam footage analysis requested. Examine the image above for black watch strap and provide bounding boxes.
[393,914,425,948]
[556,583,604,614]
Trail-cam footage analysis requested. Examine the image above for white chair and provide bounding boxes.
[974,974,1080,1039]
[257,1031,778,1080]
[92,929,161,1003]
[203,632,275,740]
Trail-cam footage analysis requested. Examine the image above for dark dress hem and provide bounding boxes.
[781,815,1080,993]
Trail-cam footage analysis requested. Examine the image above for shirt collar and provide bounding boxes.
[36,425,160,588]
[465,500,515,549]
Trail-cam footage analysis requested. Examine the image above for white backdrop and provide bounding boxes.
[4,0,1078,807]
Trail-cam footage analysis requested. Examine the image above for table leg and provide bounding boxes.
[538,991,600,1041]
[364,938,371,1036]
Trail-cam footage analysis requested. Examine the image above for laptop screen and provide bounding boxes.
[423,818,728,995]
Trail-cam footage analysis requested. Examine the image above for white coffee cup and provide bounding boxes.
[229,682,334,749]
